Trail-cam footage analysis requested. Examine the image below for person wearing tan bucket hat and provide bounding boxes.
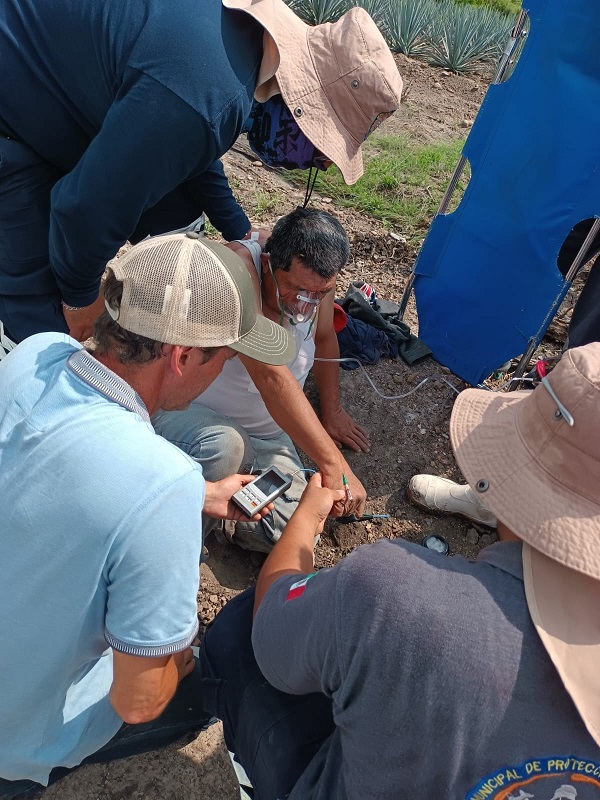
[198,344,600,800]
[227,0,403,187]
[0,232,297,796]
[0,0,402,349]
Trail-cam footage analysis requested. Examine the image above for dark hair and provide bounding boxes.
[265,207,350,278]
[94,270,219,365]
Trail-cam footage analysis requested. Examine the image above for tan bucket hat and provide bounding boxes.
[223,0,403,184]
[450,344,600,747]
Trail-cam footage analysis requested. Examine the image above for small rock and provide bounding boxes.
[466,528,479,545]
[321,196,333,204]
[404,372,418,384]
[433,82,443,90]
[389,231,407,244]
[209,594,218,604]
[459,119,473,128]
[470,85,480,92]
[441,71,451,77]
[419,427,427,435]
[479,533,496,548]
[252,160,263,167]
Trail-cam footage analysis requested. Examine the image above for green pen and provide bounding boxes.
[342,474,353,502]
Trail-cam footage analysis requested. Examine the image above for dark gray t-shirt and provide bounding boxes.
[252,540,600,799]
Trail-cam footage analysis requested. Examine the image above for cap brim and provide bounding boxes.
[449,388,600,574]
[523,543,600,747]
[229,313,295,365]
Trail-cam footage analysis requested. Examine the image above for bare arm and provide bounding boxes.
[253,474,344,615]
[110,647,194,724]
[311,297,371,453]
[240,355,366,516]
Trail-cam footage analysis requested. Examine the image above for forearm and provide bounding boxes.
[254,507,319,614]
[110,656,179,725]
[311,334,343,420]
[183,159,250,241]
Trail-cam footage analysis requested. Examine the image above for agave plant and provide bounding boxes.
[425,1,514,74]
[383,0,437,58]
[351,0,391,29]
[286,0,352,24]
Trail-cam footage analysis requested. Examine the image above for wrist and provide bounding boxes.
[61,300,85,312]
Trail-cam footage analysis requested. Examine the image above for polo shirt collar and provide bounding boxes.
[67,348,150,423]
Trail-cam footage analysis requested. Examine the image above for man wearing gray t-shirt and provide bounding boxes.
[200,344,600,799]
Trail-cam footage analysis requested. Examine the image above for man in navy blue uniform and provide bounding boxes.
[0,0,403,347]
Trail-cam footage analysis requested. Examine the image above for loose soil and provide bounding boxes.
[44,54,577,800]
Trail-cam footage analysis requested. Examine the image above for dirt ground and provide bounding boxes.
[42,54,574,800]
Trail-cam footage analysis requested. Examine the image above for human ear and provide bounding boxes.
[168,345,195,378]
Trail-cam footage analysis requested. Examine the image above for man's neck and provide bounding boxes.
[93,350,164,416]
[497,520,521,543]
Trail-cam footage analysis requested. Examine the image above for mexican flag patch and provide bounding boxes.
[285,573,317,602]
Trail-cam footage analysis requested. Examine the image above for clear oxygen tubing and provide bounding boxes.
[313,357,536,399]
[313,357,461,400]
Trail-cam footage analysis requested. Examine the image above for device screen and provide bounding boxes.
[253,471,287,497]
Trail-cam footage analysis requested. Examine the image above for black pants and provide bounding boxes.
[200,587,335,800]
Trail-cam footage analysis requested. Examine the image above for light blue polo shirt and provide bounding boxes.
[0,333,204,783]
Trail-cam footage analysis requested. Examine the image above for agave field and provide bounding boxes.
[286,0,519,73]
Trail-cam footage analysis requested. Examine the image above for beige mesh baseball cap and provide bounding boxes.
[449,344,600,746]
[105,232,295,365]
[224,0,403,185]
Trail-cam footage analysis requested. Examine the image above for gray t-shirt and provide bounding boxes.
[252,540,600,799]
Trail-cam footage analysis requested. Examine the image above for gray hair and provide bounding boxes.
[265,207,350,278]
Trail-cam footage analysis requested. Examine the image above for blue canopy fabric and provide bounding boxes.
[413,0,600,385]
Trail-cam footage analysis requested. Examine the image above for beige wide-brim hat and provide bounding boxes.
[223,0,403,184]
[449,344,600,747]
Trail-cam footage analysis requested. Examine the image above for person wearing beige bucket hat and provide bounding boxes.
[227,0,403,187]
[0,0,402,349]
[198,344,600,800]
[0,232,298,796]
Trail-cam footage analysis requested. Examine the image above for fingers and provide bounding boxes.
[308,472,323,488]
[329,424,371,454]
[237,474,257,487]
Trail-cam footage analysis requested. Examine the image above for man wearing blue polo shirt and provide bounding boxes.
[0,232,293,797]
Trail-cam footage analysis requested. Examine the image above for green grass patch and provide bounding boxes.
[292,135,467,243]
[452,0,521,16]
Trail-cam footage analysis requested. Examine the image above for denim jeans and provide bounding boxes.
[0,660,214,799]
[152,405,307,552]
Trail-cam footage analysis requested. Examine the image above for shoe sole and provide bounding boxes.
[406,484,496,529]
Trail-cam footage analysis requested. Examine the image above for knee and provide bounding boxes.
[215,424,253,477]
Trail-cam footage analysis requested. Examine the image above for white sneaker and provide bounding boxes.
[407,475,497,528]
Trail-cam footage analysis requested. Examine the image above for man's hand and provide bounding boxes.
[62,293,106,342]
[203,475,275,522]
[321,463,366,518]
[173,647,195,683]
[322,406,370,453]
[297,473,346,534]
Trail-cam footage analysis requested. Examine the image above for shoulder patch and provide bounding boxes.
[466,756,600,799]
[285,573,317,602]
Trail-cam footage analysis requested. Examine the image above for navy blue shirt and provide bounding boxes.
[0,0,262,305]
